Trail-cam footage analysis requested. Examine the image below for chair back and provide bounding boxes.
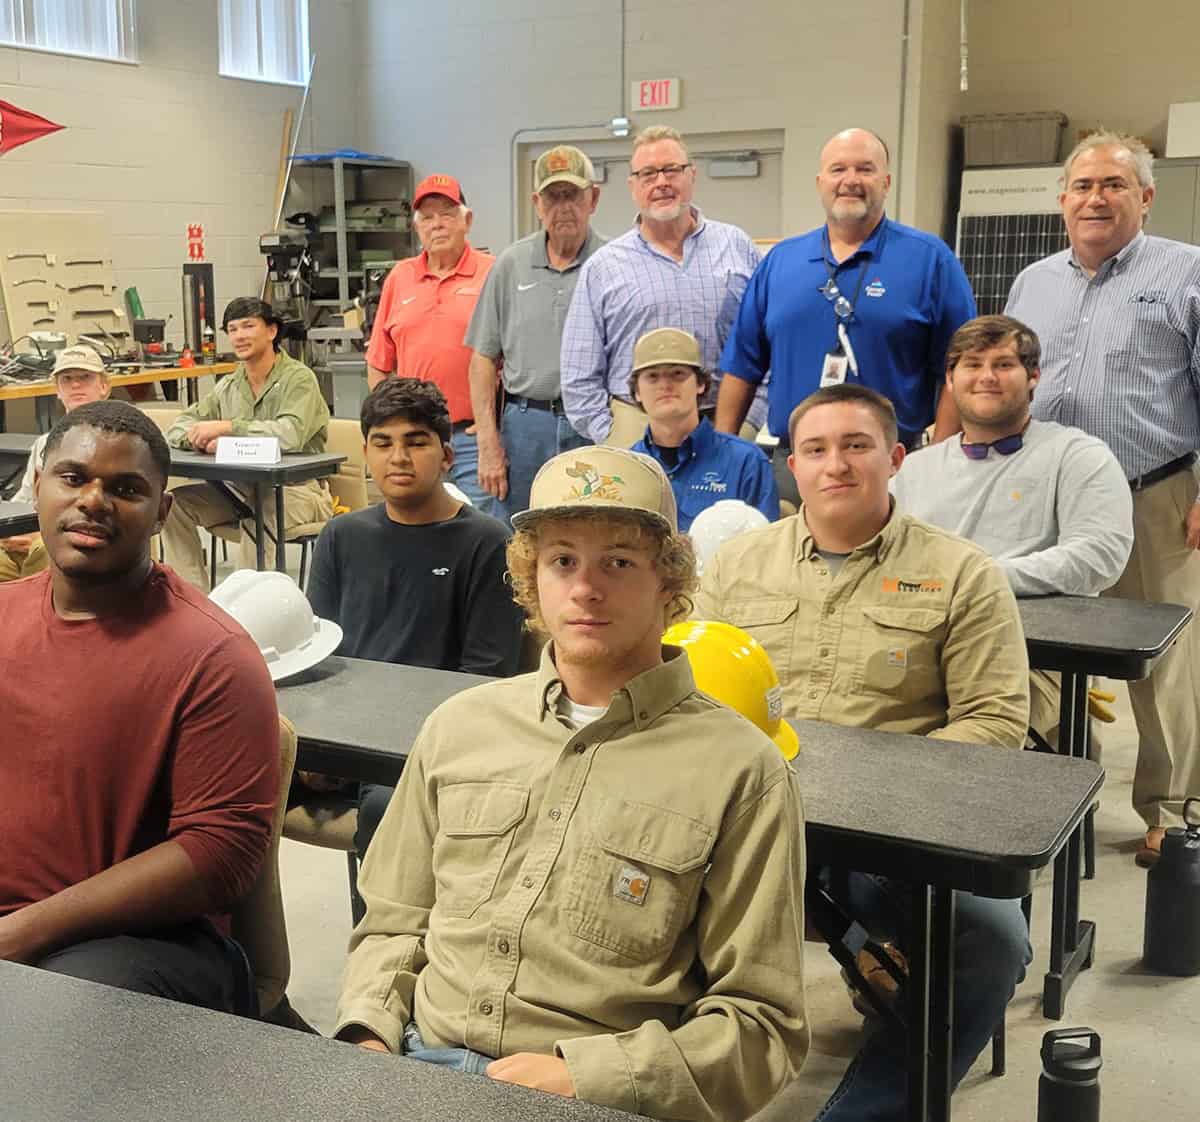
[142,406,182,435]
[324,418,368,512]
[229,715,297,1017]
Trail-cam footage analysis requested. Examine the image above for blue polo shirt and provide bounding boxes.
[720,216,976,443]
[633,417,779,531]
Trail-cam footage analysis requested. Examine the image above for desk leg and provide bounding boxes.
[928,887,955,1122]
[907,885,931,1122]
[1044,671,1096,1019]
[274,485,286,574]
[253,483,267,571]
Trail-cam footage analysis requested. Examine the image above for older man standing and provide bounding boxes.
[560,126,766,447]
[1007,131,1200,866]
[715,128,975,501]
[465,146,603,519]
[367,174,495,512]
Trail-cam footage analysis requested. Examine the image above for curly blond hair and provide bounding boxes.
[507,511,698,634]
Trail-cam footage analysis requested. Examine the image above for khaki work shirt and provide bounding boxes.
[165,351,329,454]
[694,512,1030,747]
[336,646,809,1122]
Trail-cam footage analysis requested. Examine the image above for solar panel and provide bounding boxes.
[957,213,1069,315]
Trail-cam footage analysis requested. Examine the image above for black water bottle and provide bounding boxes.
[1038,1029,1101,1122]
[1143,797,1200,976]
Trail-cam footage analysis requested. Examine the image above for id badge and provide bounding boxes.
[820,351,849,387]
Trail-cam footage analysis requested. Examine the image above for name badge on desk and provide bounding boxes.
[215,436,281,465]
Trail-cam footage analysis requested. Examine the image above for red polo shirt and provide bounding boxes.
[366,243,494,423]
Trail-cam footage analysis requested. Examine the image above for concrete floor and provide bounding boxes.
[275,679,1200,1119]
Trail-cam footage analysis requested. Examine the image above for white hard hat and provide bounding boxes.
[443,481,473,505]
[210,570,343,682]
[688,500,769,573]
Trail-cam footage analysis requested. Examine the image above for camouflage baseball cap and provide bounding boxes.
[511,446,678,534]
[534,146,595,192]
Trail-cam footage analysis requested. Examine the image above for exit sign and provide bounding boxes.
[632,78,681,111]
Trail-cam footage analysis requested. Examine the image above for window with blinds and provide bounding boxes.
[218,0,309,86]
[0,0,136,62]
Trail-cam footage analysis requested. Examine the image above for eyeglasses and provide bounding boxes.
[820,279,854,321]
[629,163,692,184]
[960,432,1024,460]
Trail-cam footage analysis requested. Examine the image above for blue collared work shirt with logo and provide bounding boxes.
[719,216,976,443]
[633,417,779,531]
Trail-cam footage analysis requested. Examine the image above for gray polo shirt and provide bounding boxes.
[464,227,605,400]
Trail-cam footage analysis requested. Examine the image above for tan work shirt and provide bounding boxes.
[165,351,329,454]
[336,645,809,1122]
[694,512,1030,747]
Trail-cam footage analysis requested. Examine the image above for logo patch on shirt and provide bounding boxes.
[400,296,416,305]
[517,282,537,292]
[1010,490,1022,502]
[456,286,481,296]
[614,864,650,906]
[432,567,449,576]
[882,577,944,594]
[886,647,908,668]
[865,278,887,298]
[1130,290,1167,304]
[692,470,728,494]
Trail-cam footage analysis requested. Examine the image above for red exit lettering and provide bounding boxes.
[639,79,672,109]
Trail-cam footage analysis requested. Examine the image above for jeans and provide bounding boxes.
[402,1020,493,1075]
[816,872,1032,1122]
[448,428,499,519]
[36,919,248,1015]
[356,782,394,858]
[493,400,591,523]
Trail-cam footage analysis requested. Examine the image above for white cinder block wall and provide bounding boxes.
[962,0,1200,156]
[358,0,946,252]
[0,0,361,347]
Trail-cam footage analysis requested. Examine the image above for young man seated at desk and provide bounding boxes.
[0,401,279,1011]
[694,383,1031,1122]
[161,296,333,588]
[334,446,808,1121]
[892,313,1133,747]
[629,327,778,531]
[304,378,524,855]
[0,345,111,582]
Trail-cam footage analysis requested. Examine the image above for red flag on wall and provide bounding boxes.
[0,98,64,156]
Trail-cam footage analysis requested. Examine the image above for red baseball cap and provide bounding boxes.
[413,173,466,209]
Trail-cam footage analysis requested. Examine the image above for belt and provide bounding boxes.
[1129,452,1196,491]
[508,395,564,414]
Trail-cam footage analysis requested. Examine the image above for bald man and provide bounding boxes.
[716,127,976,499]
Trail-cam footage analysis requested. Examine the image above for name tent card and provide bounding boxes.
[215,436,281,465]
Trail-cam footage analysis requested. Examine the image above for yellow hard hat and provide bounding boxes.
[663,620,799,760]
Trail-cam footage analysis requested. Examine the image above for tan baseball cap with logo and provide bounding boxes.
[53,345,107,377]
[632,327,703,373]
[512,446,678,534]
[534,146,595,192]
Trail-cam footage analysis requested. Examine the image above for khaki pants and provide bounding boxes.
[0,534,48,582]
[1104,466,1200,827]
[606,396,759,448]
[161,478,333,590]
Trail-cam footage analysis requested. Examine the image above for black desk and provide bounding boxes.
[280,657,1103,1122]
[277,656,490,782]
[0,960,636,1122]
[0,432,36,495]
[169,450,345,572]
[1,436,344,571]
[0,500,38,535]
[1017,595,1192,1018]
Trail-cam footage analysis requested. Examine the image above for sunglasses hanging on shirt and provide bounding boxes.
[959,431,1025,460]
[818,244,870,387]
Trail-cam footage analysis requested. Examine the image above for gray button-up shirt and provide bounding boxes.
[1005,232,1200,478]
[465,228,606,401]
